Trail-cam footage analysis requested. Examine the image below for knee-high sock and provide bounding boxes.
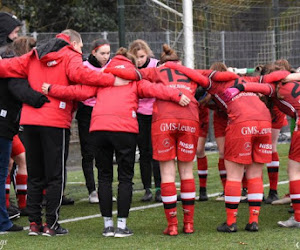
[197,156,208,191]
[5,175,10,208]
[181,179,195,224]
[247,178,263,224]
[225,180,241,225]
[266,152,279,191]
[16,174,27,209]
[290,180,300,222]
[161,182,178,226]
[218,158,226,190]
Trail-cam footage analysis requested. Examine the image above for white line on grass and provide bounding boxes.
[23,180,290,230]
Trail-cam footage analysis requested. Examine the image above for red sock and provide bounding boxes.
[242,172,247,190]
[218,158,226,190]
[290,180,300,222]
[266,152,279,191]
[225,180,241,225]
[161,182,178,226]
[181,179,195,224]
[197,156,208,189]
[247,178,263,224]
[5,175,10,208]
[16,174,27,209]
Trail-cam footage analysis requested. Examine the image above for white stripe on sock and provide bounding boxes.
[267,161,279,167]
[225,196,241,203]
[181,192,196,199]
[16,185,27,190]
[198,170,208,175]
[290,194,300,199]
[248,193,263,200]
[161,194,177,203]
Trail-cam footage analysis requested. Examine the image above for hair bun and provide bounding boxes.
[160,44,179,64]
[162,44,172,55]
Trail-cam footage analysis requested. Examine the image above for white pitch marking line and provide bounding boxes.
[23,180,289,230]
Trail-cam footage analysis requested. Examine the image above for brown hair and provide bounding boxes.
[160,44,179,64]
[209,62,227,71]
[259,62,285,115]
[274,58,297,73]
[260,63,283,75]
[116,47,136,66]
[91,38,110,52]
[61,29,81,43]
[12,36,36,56]
[128,39,154,58]
[274,59,291,72]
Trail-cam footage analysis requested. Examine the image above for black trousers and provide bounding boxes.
[137,113,161,189]
[91,131,137,218]
[76,103,96,194]
[23,125,67,228]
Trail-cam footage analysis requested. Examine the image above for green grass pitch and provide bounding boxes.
[3,143,299,250]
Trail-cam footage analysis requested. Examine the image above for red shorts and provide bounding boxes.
[272,106,288,129]
[289,131,300,162]
[224,121,272,164]
[198,106,209,138]
[11,134,25,158]
[213,110,228,138]
[152,119,199,162]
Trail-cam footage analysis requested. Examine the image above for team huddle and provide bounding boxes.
[0,12,300,238]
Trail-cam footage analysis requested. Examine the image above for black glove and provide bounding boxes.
[231,84,245,91]
[34,95,50,108]
[194,86,207,101]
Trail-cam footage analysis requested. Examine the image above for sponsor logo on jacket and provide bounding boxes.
[47,60,58,67]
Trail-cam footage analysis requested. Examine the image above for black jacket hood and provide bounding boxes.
[36,37,69,59]
[0,12,22,47]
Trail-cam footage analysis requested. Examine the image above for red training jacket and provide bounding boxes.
[140,64,208,123]
[47,55,182,133]
[0,33,115,128]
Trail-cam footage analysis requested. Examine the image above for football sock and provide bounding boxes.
[117,217,127,229]
[16,174,27,209]
[247,177,263,224]
[5,175,10,208]
[181,179,195,224]
[218,158,226,190]
[290,180,300,222]
[197,156,208,189]
[104,217,113,228]
[225,180,241,225]
[161,182,178,226]
[266,152,279,192]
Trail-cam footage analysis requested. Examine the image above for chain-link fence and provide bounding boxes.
[29,31,292,166]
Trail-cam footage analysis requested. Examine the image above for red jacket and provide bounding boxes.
[241,78,300,128]
[47,55,182,133]
[164,63,289,125]
[140,64,208,123]
[0,33,115,128]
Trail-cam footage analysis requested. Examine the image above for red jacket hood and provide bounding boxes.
[106,55,136,70]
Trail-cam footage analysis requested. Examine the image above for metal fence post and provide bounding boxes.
[221,31,225,64]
